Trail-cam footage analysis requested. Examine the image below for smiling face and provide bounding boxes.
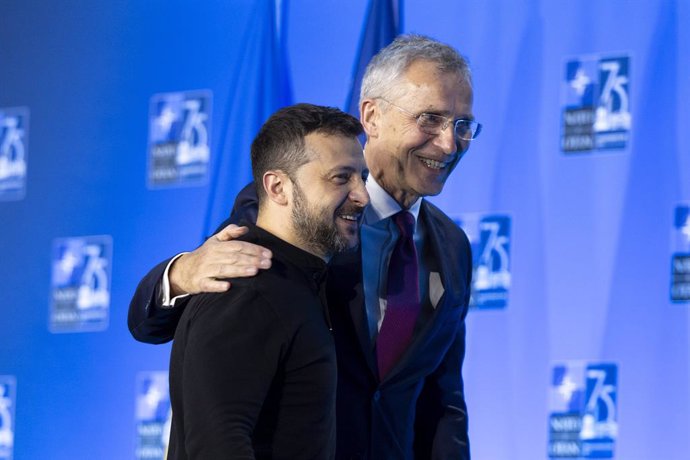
[361,59,474,208]
[290,133,369,258]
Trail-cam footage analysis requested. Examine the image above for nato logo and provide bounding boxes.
[453,214,511,309]
[549,362,618,458]
[0,108,29,201]
[0,376,16,460]
[135,372,171,460]
[562,55,631,153]
[671,204,690,302]
[50,235,112,333]
[148,90,212,188]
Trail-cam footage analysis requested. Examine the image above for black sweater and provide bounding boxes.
[167,224,336,459]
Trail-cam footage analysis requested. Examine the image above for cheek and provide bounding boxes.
[325,191,348,210]
[399,124,431,148]
[399,138,431,167]
[385,137,412,163]
[383,120,417,151]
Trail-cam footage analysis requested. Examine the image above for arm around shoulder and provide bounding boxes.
[127,224,273,344]
[127,257,188,344]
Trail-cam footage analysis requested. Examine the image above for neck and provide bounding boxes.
[371,171,419,209]
[256,211,329,261]
[388,189,419,210]
[364,143,420,209]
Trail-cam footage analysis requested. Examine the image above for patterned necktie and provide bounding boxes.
[376,211,421,379]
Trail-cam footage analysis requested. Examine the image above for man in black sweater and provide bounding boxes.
[167,104,369,459]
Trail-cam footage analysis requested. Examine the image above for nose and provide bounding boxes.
[434,124,458,155]
[349,176,370,207]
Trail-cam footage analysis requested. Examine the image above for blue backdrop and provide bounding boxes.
[1,0,688,459]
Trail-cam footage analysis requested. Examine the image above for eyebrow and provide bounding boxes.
[325,165,366,176]
[421,107,475,121]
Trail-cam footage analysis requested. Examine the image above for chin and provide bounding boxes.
[338,231,360,251]
[415,182,445,198]
[343,240,360,252]
[409,174,449,198]
[348,236,361,249]
[426,187,445,197]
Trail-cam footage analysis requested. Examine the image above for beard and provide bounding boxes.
[291,182,353,257]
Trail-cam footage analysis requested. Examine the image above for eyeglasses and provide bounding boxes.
[379,98,482,142]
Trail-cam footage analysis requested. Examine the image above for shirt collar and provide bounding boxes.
[364,176,422,228]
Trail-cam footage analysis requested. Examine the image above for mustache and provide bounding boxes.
[336,203,367,217]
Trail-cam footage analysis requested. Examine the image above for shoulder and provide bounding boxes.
[223,261,322,326]
[182,282,271,332]
[255,263,325,326]
[420,200,471,249]
[419,200,473,285]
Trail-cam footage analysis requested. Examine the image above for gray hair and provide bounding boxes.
[360,34,472,103]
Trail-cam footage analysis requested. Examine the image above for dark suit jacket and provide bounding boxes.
[127,183,472,459]
[328,200,472,460]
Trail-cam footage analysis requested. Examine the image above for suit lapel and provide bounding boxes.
[331,201,467,383]
[422,202,465,308]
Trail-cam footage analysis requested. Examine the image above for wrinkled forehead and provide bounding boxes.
[392,61,472,103]
[393,74,473,117]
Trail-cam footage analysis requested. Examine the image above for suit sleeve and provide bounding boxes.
[432,321,470,459]
[413,319,470,460]
[127,258,187,344]
[415,222,472,460]
[178,291,286,458]
[432,232,473,460]
[222,182,259,230]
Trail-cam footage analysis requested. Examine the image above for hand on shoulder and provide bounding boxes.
[169,224,272,296]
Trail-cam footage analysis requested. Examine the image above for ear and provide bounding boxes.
[359,98,380,138]
[262,170,290,206]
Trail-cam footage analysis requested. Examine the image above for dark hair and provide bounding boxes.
[251,103,363,203]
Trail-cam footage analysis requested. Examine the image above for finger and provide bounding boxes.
[198,278,231,293]
[215,224,248,242]
[221,240,273,260]
[213,259,269,278]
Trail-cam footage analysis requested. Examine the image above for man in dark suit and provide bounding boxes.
[129,34,482,459]
[167,104,369,459]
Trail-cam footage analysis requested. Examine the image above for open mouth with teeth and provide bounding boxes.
[336,205,364,225]
[337,212,362,222]
[418,156,451,170]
